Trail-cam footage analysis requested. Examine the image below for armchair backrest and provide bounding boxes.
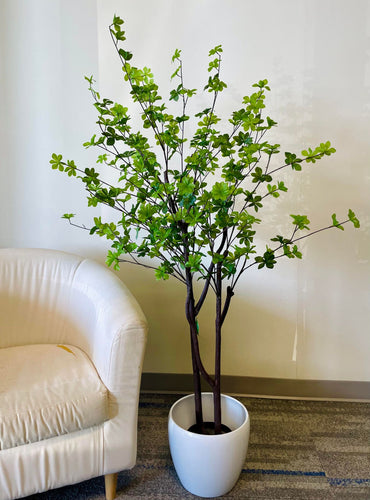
[0,249,146,366]
[0,248,86,348]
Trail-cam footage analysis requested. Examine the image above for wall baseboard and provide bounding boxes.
[141,373,370,402]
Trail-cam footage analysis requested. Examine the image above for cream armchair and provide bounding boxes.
[0,248,147,500]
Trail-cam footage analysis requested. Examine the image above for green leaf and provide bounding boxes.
[251,167,272,184]
[222,261,237,277]
[106,250,120,271]
[278,181,288,192]
[283,244,294,258]
[155,265,170,280]
[266,116,277,128]
[211,182,229,201]
[195,108,212,118]
[271,235,288,244]
[83,134,96,148]
[208,58,219,72]
[208,45,223,56]
[320,140,336,155]
[255,248,276,269]
[112,15,124,26]
[290,214,310,230]
[348,209,360,228]
[118,48,133,61]
[171,66,181,79]
[171,48,181,63]
[186,254,202,272]
[292,245,302,259]
[175,115,190,123]
[62,213,75,220]
[331,213,344,230]
[252,79,270,90]
[169,88,180,101]
[267,184,280,198]
[178,176,195,196]
[50,153,63,170]
[285,152,302,171]
[97,154,108,164]
[204,74,227,93]
[113,30,126,42]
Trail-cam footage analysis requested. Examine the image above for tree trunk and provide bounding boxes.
[214,263,222,434]
[185,264,233,435]
[214,300,222,433]
[190,319,203,427]
[186,280,204,428]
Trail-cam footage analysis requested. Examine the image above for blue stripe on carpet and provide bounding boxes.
[243,468,326,477]
[242,469,370,486]
[328,477,370,486]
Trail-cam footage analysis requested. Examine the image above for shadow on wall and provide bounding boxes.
[109,253,299,379]
[114,261,192,374]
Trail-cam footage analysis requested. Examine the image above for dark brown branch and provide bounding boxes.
[194,262,214,315]
[194,227,228,315]
[185,269,214,389]
[221,286,234,325]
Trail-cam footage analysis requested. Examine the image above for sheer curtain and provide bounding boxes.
[0,0,100,251]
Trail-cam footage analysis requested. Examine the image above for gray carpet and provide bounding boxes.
[26,393,370,499]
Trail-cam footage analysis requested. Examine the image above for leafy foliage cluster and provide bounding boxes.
[51,15,359,294]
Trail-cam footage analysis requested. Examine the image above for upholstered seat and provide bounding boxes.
[0,248,147,500]
[0,344,109,450]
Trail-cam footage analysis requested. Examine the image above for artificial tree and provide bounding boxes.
[51,15,360,435]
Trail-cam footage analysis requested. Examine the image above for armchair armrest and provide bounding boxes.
[70,257,148,392]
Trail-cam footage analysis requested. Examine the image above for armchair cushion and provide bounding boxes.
[0,343,109,450]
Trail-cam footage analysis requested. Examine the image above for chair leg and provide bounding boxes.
[105,472,118,500]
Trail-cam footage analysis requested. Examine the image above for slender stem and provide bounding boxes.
[179,59,187,174]
[232,219,353,290]
[109,26,180,217]
[268,152,326,176]
[290,221,351,245]
[121,256,186,284]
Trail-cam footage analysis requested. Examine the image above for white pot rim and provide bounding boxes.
[169,392,249,440]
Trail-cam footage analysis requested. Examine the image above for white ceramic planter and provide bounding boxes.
[168,392,250,498]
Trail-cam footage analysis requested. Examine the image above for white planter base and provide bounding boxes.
[168,392,250,498]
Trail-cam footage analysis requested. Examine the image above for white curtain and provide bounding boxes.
[0,0,100,251]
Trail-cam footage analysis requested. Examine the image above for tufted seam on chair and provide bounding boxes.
[0,390,108,420]
[0,391,109,450]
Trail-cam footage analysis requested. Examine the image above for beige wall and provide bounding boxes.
[1,0,369,382]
